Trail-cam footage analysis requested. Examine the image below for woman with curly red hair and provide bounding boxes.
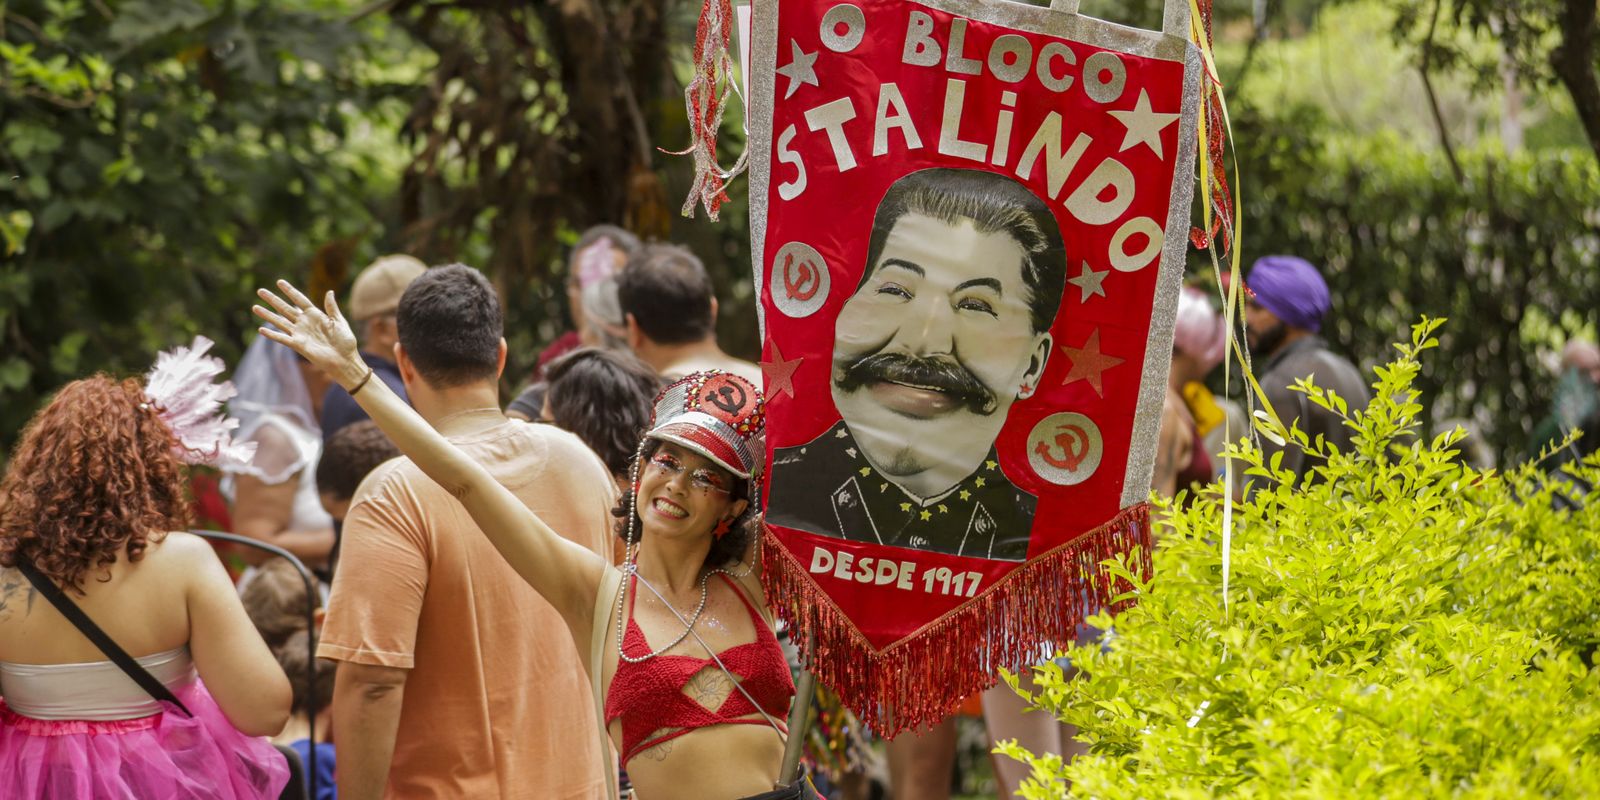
[0,340,292,799]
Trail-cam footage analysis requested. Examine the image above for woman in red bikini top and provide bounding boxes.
[255,279,809,800]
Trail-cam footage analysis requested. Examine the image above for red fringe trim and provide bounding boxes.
[762,503,1152,738]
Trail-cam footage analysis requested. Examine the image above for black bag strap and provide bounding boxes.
[16,561,193,718]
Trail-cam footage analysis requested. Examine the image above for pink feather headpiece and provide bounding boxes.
[575,236,620,289]
[143,336,257,469]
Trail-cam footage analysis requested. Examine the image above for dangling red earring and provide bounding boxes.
[713,518,733,539]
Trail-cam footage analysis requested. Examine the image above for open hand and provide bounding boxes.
[252,280,363,387]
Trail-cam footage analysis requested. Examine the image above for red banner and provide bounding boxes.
[749,0,1200,733]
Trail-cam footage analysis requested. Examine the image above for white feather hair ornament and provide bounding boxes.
[142,336,257,469]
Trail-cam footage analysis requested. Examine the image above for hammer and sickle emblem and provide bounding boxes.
[1035,424,1091,472]
[781,253,821,301]
[705,383,747,415]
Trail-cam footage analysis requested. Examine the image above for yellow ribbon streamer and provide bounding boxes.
[1186,0,1288,617]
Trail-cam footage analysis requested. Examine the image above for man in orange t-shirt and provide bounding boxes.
[319,265,615,799]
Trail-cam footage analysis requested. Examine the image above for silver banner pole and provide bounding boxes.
[777,633,818,785]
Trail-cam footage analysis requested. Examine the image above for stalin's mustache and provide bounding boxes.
[835,351,998,416]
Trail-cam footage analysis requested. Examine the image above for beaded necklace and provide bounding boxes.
[613,443,758,663]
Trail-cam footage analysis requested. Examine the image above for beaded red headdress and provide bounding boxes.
[645,370,766,480]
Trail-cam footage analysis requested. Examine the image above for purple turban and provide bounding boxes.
[1247,255,1330,333]
[1174,286,1226,372]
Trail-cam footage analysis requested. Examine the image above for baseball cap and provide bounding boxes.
[350,255,427,321]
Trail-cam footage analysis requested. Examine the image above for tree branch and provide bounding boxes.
[348,0,400,23]
[1226,0,1271,96]
[1419,0,1465,183]
[1550,0,1600,163]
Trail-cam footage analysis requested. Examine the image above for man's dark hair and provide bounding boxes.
[567,225,642,287]
[546,348,663,478]
[863,168,1066,334]
[616,244,716,345]
[396,263,504,387]
[316,420,400,501]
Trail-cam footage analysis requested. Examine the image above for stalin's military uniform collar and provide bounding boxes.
[770,420,1035,562]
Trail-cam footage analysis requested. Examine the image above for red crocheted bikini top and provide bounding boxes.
[603,573,794,765]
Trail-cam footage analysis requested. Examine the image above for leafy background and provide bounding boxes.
[2,0,1597,467]
[1000,322,1600,798]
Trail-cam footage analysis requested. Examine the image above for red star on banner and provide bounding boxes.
[761,341,803,400]
[1059,329,1125,397]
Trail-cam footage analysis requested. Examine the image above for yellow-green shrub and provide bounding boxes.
[1000,320,1600,798]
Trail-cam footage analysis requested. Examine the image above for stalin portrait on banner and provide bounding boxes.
[768,167,1068,562]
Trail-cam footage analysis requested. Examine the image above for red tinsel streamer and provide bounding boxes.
[1188,0,1234,255]
[670,0,744,220]
[762,504,1154,738]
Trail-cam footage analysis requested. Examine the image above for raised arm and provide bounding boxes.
[253,281,607,635]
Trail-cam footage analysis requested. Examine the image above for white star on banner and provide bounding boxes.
[1068,262,1109,302]
[1108,89,1179,158]
[776,40,819,100]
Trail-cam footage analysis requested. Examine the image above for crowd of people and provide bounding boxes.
[0,213,1585,800]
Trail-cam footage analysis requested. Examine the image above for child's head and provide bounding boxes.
[317,420,401,522]
[276,628,336,718]
[240,558,314,651]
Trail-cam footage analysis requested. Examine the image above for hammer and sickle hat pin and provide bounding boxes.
[646,371,766,480]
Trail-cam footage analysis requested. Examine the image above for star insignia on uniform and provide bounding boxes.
[845,447,857,458]
[1108,89,1180,158]
[879,483,889,493]
[1060,329,1126,398]
[985,460,997,471]
[959,490,972,501]
[974,477,986,488]
[760,341,803,400]
[1068,262,1109,303]
[919,510,932,521]
[858,466,871,476]
[900,502,912,512]
[775,39,820,101]
[835,429,848,439]
[937,504,948,514]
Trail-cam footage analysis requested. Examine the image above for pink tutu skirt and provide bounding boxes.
[0,679,289,799]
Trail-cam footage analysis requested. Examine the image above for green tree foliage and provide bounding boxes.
[1000,319,1600,797]
[2,0,1593,466]
[1085,1,1597,463]
[1222,1,1574,150]
[0,0,765,451]
[0,0,397,449]
[1375,0,1600,161]
[1230,103,1599,461]
[383,0,668,377]
[1085,0,1600,161]
[382,0,762,381]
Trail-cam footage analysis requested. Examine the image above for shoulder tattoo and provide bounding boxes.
[0,568,37,622]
